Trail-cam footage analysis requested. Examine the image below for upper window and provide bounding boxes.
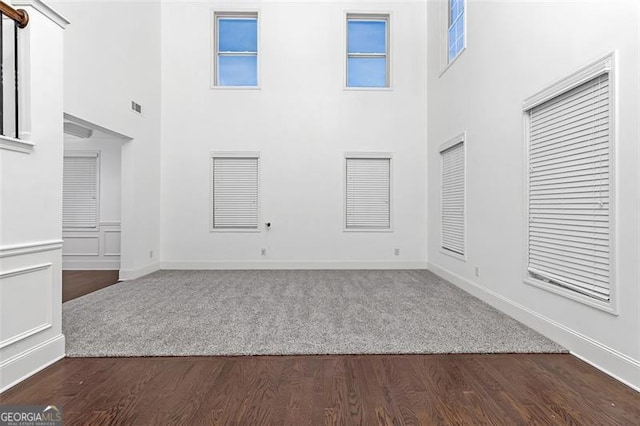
[524,55,614,309]
[63,151,100,229]
[346,14,389,88]
[440,136,465,258]
[345,154,391,231]
[448,0,465,63]
[211,153,260,230]
[214,12,258,87]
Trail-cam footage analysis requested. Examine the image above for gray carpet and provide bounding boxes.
[62,269,565,357]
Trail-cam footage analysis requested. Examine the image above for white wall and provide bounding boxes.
[0,1,67,392]
[427,0,640,389]
[160,0,428,268]
[62,135,122,269]
[51,0,162,279]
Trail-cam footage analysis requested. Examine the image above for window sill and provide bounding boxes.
[344,86,393,92]
[344,228,393,233]
[63,228,99,233]
[440,248,465,262]
[0,135,35,154]
[524,276,617,316]
[211,85,261,91]
[210,228,262,233]
[438,47,466,78]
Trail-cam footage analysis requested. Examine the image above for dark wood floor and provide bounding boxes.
[3,354,639,425]
[62,270,120,302]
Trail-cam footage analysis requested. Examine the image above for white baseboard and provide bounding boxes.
[428,262,640,393]
[119,262,161,280]
[63,259,120,270]
[161,260,430,270]
[0,334,65,393]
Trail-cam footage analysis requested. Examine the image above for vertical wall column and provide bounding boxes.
[0,0,69,392]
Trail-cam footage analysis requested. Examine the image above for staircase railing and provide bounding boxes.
[0,1,28,139]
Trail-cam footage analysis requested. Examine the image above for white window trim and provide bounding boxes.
[210,10,261,90]
[344,11,392,91]
[63,150,101,232]
[0,135,35,153]
[210,151,261,233]
[438,0,466,77]
[439,132,466,261]
[521,52,617,315]
[343,152,393,232]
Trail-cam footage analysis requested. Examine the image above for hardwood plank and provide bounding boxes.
[2,354,639,425]
[62,270,120,302]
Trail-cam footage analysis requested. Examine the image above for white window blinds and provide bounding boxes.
[441,141,465,255]
[63,153,99,229]
[527,73,611,302]
[345,157,391,230]
[212,156,259,229]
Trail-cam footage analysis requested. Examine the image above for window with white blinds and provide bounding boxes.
[345,156,391,230]
[63,152,99,229]
[441,140,465,256]
[526,69,612,303]
[212,155,259,229]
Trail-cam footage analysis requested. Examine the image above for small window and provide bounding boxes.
[448,0,465,63]
[524,55,614,306]
[214,12,258,87]
[345,154,391,230]
[211,153,259,230]
[346,14,389,88]
[63,152,99,229]
[440,137,465,257]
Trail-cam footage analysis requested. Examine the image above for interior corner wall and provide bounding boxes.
[160,1,428,268]
[51,0,162,279]
[427,0,640,389]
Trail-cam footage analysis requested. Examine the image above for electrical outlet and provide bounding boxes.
[475,266,479,277]
[149,250,154,258]
[394,248,400,256]
[261,248,267,256]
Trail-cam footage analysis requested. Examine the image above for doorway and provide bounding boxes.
[61,114,131,298]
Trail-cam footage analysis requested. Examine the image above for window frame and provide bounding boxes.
[439,0,466,76]
[343,152,393,232]
[211,11,260,89]
[210,151,261,233]
[63,150,101,231]
[522,52,617,314]
[439,133,466,261]
[344,12,392,90]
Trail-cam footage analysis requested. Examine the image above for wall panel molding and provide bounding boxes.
[0,240,63,258]
[0,263,53,349]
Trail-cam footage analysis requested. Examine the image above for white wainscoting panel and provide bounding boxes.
[63,222,120,270]
[103,230,121,256]
[0,264,53,349]
[62,235,100,256]
[0,240,65,393]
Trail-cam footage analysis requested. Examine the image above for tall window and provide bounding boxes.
[63,152,99,229]
[345,154,391,230]
[440,137,465,257]
[524,55,614,306]
[211,153,260,230]
[448,0,465,62]
[346,14,389,88]
[214,12,258,87]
